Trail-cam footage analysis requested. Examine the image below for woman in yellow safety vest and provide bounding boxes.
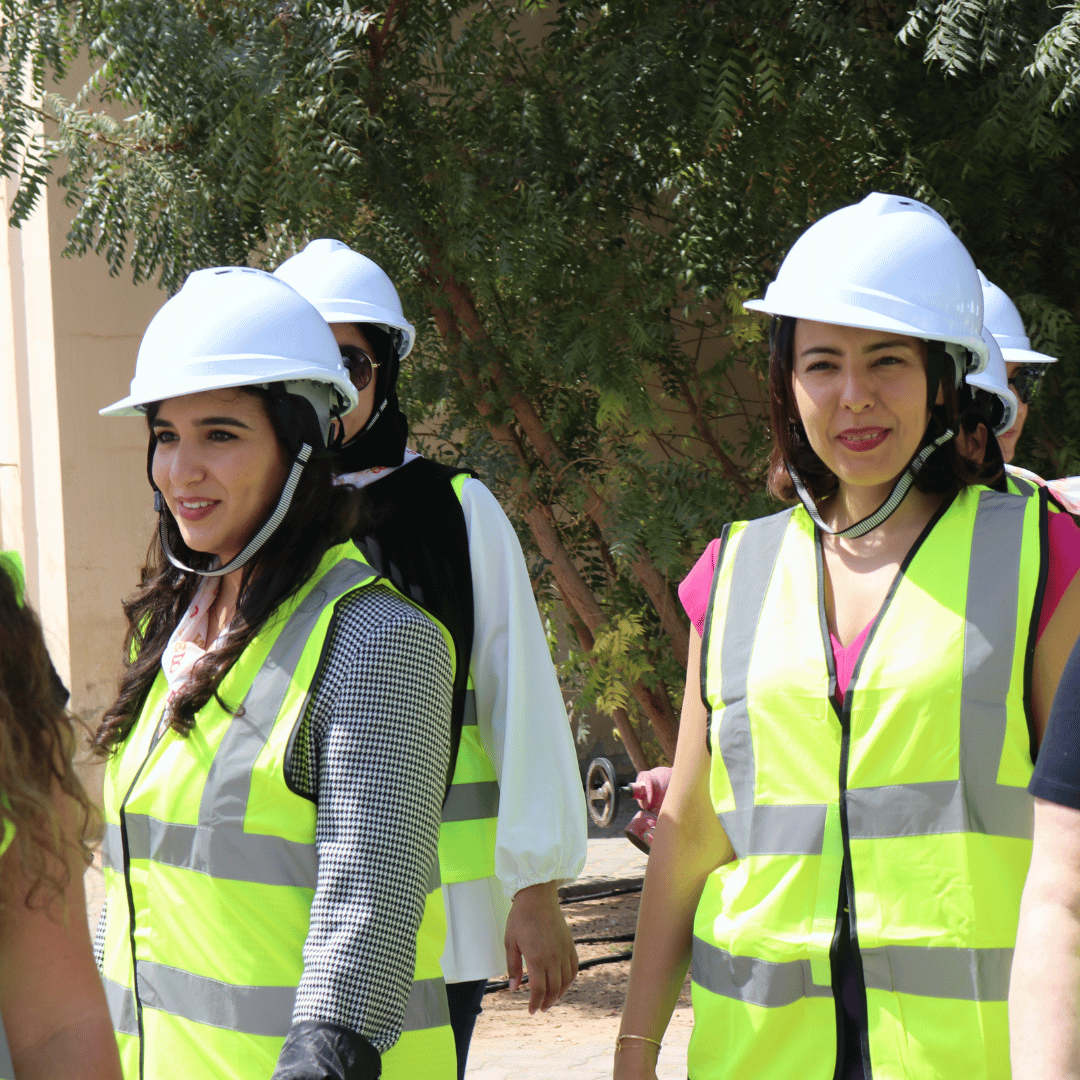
[93,268,457,1080]
[615,193,1080,1080]
[0,551,122,1080]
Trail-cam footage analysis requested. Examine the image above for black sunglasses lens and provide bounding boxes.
[340,347,375,390]
[1010,366,1045,404]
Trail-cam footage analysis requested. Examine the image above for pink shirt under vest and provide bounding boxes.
[679,508,1080,701]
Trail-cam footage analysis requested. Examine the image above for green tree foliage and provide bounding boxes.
[2,0,1078,763]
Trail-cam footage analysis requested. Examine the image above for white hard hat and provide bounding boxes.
[745,192,989,377]
[966,327,1019,435]
[273,239,416,360]
[100,267,359,442]
[979,271,1057,365]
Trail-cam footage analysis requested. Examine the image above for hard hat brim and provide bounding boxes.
[311,300,416,359]
[743,296,990,374]
[100,358,359,416]
[1000,346,1057,365]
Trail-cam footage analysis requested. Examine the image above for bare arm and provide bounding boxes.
[614,630,733,1080]
[0,793,121,1080]
[1032,565,1080,744]
[1010,797,1080,1079]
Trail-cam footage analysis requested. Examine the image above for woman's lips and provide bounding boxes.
[173,497,220,522]
[837,427,888,452]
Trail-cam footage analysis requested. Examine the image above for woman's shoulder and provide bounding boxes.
[331,583,446,647]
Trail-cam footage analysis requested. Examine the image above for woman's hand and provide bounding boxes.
[504,879,578,1013]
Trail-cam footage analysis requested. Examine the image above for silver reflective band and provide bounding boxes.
[846,779,1031,841]
[137,961,294,1037]
[119,812,317,889]
[102,820,122,872]
[714,511,792,859]
[462,687,477,727]
[719,803,827,857]
[442,781,499,824]
[402,977,452,1031]
[0,1019,13,1080]
[104,975,140,1036]
[692,938,1013,1005]
[861,944,1013,1001]
[691,937,830,1008]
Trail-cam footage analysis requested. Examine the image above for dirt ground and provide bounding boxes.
[472,889,693,1046]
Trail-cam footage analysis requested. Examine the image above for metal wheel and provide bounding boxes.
[586,756,619,828]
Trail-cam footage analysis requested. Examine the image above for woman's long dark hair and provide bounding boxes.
[766,316,1001,503]
[94,386,366,752]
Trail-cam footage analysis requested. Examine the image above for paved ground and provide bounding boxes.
[466,818,692,1079]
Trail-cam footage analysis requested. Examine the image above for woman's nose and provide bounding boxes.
[160,439,206,488]
[840,366,874,411]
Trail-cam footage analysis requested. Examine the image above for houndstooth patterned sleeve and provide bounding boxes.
[285,584,452,1054]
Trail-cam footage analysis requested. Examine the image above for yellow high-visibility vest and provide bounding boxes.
[99,542,455,1079]
[438,473,499,884]
[692,485,1047,1079]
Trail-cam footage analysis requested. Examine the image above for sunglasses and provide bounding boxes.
[339,345,380,392]
[1008,365,1046,405]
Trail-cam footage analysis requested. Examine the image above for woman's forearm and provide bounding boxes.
[1010,801,1080,1079]
[13,1015,123,1080]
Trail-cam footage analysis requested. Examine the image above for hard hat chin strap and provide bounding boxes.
[786,429,955,539]
[156,444,313,578]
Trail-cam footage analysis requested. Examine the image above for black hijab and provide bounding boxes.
[333,323,409,474]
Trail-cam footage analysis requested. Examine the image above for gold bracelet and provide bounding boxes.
[616,1034,662,1053]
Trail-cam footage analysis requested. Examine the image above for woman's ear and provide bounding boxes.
[957,421,989,466]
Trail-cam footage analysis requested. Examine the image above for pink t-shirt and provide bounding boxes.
[679,510,1080,700]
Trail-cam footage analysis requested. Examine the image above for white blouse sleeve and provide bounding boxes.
[460,479,588,898]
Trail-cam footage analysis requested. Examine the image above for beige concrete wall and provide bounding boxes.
[0,116,165,784]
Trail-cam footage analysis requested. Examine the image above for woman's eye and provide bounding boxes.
[154,430,176,444]
[208,429,237,442]
[806,359,836,372]
[874,354,904,367]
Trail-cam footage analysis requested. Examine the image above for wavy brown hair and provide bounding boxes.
[0,566,93,910]
[765,315,1001,502]
[94,386,366,752]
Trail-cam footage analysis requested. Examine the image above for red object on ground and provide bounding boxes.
[624,766,672,852]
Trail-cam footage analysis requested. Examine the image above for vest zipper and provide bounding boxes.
[117,717,170,1080]
[816,495,954,1080]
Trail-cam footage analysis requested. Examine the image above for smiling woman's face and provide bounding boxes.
[791,320,930,492]
[150,389,288,564]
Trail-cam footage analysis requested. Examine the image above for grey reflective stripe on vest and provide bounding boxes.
[692,937,831,1008]
[106,961,447,1038]
[713,510,793,859]
[110,811,318,888]
[462,687,477,727]
[712,492,1032,856]
[0,1020,13,1080]
[402,976,452,1031]
[1009,474,1036,497]
[139,961,294,1037]
[442,781,500,823]
[692,938,1011,1007]
[104,974,142,1036]
[860,944,1013,1001]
